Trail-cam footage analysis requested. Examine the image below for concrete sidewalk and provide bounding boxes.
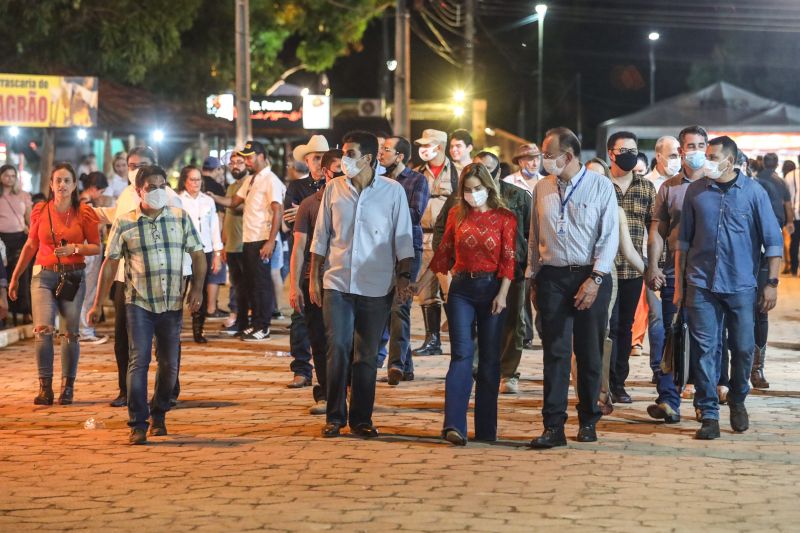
[2,279,800,531]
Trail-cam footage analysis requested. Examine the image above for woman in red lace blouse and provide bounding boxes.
[8,163,101,406]
[430,163,516,445]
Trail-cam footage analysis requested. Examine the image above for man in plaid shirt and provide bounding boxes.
[89,165,206,445]
[606,131,656,404]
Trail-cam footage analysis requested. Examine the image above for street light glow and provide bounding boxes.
[535,4,547,16]
[649,32,660,41]
[9,126,19,137]
[300,87,310,97]
[453,89,466,103]
[152,129,165,143]
[386,59,398,71]
[453,105,465,118]
[77,128,87,141]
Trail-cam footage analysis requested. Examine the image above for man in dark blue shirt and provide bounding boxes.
[676,136,783,440]
[377,136,430,384]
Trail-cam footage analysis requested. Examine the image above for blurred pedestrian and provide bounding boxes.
[77,171,110,345]
[448,129,474,175]
[220,151,248,335]
[0,164,33,325]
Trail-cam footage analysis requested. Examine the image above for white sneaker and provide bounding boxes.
[242,328,271,342]
[500,376,519,394]
[80,335,109,345]
[309,401,326,415]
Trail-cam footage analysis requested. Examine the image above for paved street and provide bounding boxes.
[2,279,800,532]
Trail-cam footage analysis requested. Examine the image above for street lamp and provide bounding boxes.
[535,4,547,142]
[648,32,660,105]
[77,128,87,141]
[453,89,466,103]
[9,126,19,137]
[152,129,165,143]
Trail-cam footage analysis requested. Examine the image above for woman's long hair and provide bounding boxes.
[177,165,201,193]
[0,164,19,196]
[454,162,507,226]
[47,162,81,211]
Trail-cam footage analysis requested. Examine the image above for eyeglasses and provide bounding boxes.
[128,163,148,171]
[379,147,397,154]
[612,148,638,155]
[542,152,565,160]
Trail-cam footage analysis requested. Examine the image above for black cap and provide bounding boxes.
[238,140,266,157]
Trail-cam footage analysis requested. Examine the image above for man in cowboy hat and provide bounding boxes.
[504,143,542,196]
[284,134,331,389]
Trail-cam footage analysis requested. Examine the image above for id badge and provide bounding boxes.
[557,219,567,236]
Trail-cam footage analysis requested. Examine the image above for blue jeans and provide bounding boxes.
[654,278,682,411]
[323,289,393,427]
[79,251,102,337]
[686,286,756,421]
[126,304,182,430]
[31,268,86,379]
[646,286,665,374]
[383,250,422,373]
[443,275,506,441]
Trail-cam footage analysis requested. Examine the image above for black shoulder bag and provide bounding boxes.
[46,203,81,302]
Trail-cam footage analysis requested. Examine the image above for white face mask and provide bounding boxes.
[464,188,489,208]
[340,155,364,178]
[128,168,138,185]
[419,147,438,162]
[705,159,729,181]
[665,157,682,176]
[542,153,566,176]
[143,188,168,209]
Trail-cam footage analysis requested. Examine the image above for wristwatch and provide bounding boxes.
[397,272,412,279]
[591,271,604,285]
[767,278,779,288]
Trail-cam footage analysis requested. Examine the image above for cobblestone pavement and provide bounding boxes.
[2,278,800,532]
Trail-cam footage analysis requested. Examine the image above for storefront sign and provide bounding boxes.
[207,93,330,130]
[0,74,98,127]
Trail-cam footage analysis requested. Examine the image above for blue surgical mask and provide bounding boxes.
[685,150,706,171]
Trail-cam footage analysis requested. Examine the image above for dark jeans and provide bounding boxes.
[609,276,643,392]
[302,279,328,401]
[1,231,31,316]
[443,275,506,441]
[686,286,756,420]
[656,277,682,411]
[791,220,800,275]
[289,310,314,379]
[536,266,611,429]
[755,257,769,348]
[126,305,182,430]
[227,251,244,315]
[323,289,393,428]
[242,241,274,332]
[385,250,422,373]
[113,281,129,394]
[499,277,527,379]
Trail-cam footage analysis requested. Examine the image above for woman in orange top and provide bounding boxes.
[9,163,101,406]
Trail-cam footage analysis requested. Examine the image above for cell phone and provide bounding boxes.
[61,239,68,247]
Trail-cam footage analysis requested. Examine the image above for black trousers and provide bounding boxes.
[241,241,274,332]
[609,276,643,392]
[112,281,129,394]
[302,279,328,401]
[790,220,800,275]
[535,266,611,429]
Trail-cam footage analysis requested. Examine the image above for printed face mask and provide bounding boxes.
[419,147,438,162]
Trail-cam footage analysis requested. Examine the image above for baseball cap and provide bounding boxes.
[202,156,222,170]
[238,140,267,157]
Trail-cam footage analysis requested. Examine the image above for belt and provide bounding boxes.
[547,264,592,272]
[453,270,496,280]
[422,228,434,234]
[42,263,85,273]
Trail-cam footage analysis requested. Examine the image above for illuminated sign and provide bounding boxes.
[0,74,98,128]
[206,94,330,130]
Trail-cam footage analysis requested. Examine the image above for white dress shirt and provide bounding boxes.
[106,173,128,199]
[236,167,283,243]
[785,169,800,221]
[528,167,619,277]
[503,170,539,196]
[311,174,414,297]
[642,168,668,193]
[179,191,222,253]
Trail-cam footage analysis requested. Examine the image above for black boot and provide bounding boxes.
[750,345,769,389]
[34,378,54,405]
[58,377,75,405]
[192,314,208,344]
[413,304,443,356]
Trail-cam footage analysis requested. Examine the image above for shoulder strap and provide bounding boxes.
[45,202,64,269]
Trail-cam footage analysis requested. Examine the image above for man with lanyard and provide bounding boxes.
[413,129,459,357]
[283,135,330,389]
[528,127,618,448]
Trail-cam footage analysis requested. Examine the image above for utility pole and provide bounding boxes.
[536,4,547,142]
[464,0,475,132]
[576,73,583,142]
[380,11,391,106]
[393,0,410,138]
[235,0,252,146]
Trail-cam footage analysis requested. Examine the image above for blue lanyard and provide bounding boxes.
[557,167,587,219]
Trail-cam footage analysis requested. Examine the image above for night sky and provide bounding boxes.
[328,0,800,147]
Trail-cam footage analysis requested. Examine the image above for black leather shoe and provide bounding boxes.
[523,340,535,350]
[576,425,597,442]
[129,428,147,445]
[530,427,567,449]
[729,402,749,432]
[695,419,721,440]
[402,372,414,382]
[443,429,466,446]
[351,423,379,438]
[109,392,127,407]
[647,403,681,424]
[322,423,341,438]
[387,367,403,386]
[610,389,633,404]
[149,421,168,436]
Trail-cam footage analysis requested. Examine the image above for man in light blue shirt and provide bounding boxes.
[676,136,782,440]
[310,131,415,439]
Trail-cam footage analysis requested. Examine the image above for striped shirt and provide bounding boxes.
[106,206,203,314]
[528,167,619,278]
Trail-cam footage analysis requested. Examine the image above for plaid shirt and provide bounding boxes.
[106,206,203,313]
[614,176,655,279]
[392,166,430,251]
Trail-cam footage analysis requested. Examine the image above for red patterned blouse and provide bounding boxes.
[430,207,517,280]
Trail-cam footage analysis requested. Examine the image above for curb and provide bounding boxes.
[0,325,34,349]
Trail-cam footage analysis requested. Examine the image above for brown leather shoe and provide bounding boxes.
[287,375,310,389]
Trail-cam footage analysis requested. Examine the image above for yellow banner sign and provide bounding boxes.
[0,74,98,128]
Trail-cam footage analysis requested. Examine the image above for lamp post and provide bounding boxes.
[648,32,660,105]
[535,4,547,142]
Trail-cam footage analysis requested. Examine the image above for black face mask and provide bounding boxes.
[613,152,638,172]
[383,163,397,175]
[332,171,344,178]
